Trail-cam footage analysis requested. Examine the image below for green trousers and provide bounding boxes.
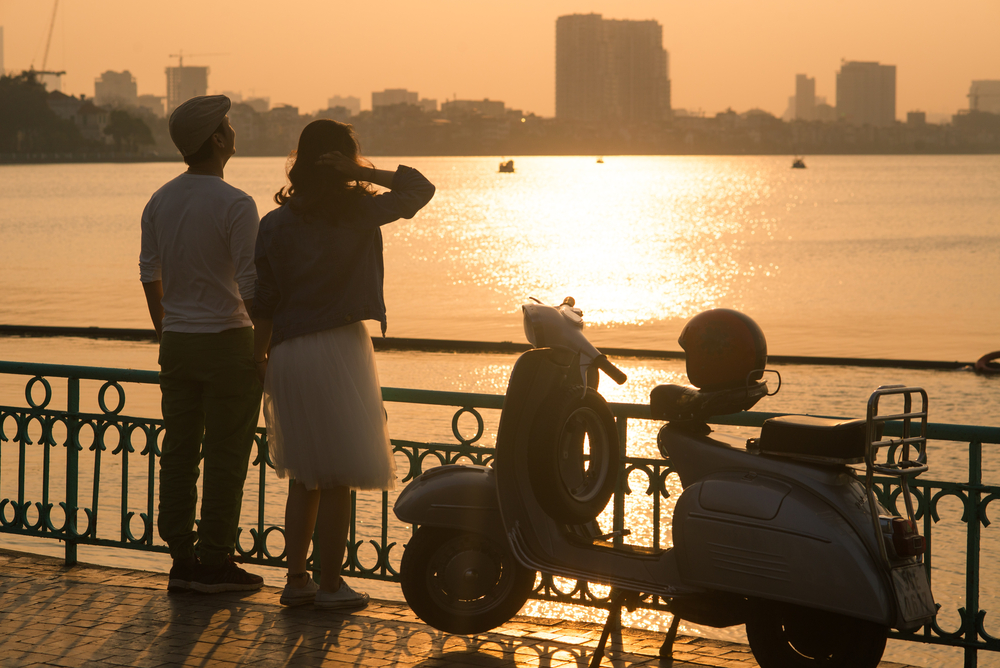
[157,327,262,566]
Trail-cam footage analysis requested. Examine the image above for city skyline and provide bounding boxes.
[0,0,997,119]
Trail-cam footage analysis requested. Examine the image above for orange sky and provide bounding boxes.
[1,0,997,120]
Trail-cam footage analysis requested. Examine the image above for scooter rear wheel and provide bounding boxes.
[746,602,888,668]
[529,386,620,525]
[399,526,537,635]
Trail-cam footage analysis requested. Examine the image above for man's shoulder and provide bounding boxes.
[214,178,254,202]
[152,174,252,199]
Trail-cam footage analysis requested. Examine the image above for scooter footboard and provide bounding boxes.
[673,473,894,626]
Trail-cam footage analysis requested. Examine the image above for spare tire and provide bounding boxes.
[528,386,620,525]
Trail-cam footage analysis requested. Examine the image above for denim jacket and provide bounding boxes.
[253,165,435,346]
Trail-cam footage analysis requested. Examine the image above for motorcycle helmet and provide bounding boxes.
[678,309,767,390]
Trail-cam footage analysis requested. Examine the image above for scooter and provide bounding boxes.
[393,298,936,668]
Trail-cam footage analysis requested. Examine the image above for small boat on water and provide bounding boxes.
[498,159,515,173]
[596,156,604,164]
[792,156,807,169]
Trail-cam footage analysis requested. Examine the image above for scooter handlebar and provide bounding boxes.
[594,354,628,385]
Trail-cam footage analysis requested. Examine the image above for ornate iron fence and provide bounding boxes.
[1,360,998,666]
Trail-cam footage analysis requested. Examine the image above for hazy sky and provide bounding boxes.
[1,1,997,119]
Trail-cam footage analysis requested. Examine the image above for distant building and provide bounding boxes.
[269,104,300,121]
[245,97,270,113]
[74,100,111,143]
[907,111,926,125]
[556,13,670,123]
[47,90,83,120]
[781,96,796,121]
[441,98,505,118]
[836,61,896,126]
[418,98,437,113]
[46,91,111,143]
[219,90,244,103]
[328,95,361,116]
[136,94,165,117]
[38,72,63,92]
[165,65,209,114]
[795,74,816,120]
[968,80,1000,114]
[815,101,837,122]
[94,70,138,108]
[316,106,353,122]
[372,89,418,109]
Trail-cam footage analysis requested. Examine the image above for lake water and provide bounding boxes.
[2,155,999,666]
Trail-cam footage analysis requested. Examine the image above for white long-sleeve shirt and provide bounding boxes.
[139,173,259,333]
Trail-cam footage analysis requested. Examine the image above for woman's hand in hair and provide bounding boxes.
[317,151,368,180]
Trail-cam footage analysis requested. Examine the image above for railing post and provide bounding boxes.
[65,377,80,566]
[612,417,627,549]
[965,440,982,668]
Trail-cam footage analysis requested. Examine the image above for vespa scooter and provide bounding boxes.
[393,298,936,668]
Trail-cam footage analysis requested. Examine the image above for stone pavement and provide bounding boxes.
[0,549,919,668]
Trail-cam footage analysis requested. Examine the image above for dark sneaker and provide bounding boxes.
[167,557,200,592]
[190,557,264,593]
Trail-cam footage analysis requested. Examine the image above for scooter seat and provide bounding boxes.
[754,415,869,464]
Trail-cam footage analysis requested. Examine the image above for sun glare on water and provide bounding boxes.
[407,156,781,330]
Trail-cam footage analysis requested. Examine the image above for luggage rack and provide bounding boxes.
[864,385,929,565]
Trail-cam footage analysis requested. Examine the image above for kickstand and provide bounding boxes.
[658,613,681,665]
[590,589,627,668]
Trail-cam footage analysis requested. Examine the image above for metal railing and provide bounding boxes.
[1,360,998,666]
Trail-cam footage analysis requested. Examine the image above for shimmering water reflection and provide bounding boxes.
[3,156,999,667]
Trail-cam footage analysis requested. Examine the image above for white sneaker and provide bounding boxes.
[279,574,319,606]
[314,579,370,610]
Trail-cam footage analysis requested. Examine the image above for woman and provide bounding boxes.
[252,120,435,608]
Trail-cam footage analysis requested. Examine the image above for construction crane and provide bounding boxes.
[40,0,60,71]
[30,0,66,88]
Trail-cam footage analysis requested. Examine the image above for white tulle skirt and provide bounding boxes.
[262,322,396,491]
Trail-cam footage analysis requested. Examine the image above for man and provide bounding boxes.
[139,95,263,593]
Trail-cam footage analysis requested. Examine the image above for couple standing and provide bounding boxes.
[139,95,434,607]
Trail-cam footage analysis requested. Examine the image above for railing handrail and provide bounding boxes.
[3,359,998,444]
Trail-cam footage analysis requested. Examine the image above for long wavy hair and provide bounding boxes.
[273,119,374,214]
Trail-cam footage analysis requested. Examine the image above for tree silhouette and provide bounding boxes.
[104,110,154,153]
[0,72,83,152]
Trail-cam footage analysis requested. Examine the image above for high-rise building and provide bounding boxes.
[94,70,138,107]
[372,89,418,109]
[968,81,1000,114]
[836,61,896,126]
[795,74,816,121]
[556,13,670,123]
[165,65,209,114]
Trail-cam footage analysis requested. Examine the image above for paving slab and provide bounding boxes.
[0,548,919,667]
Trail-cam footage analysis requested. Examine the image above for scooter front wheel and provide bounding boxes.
[746,602,888,668]
[529,386,620,525]
[399,526,537,635]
